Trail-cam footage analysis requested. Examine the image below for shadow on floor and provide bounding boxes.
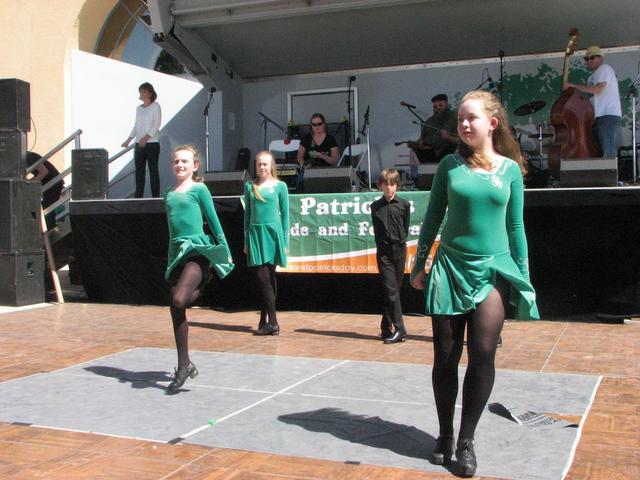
[279,407,436,461]
[189,322,254,333]
[84,366,171,391]
[294,328,433,343]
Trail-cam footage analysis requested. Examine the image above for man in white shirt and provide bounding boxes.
[565,46,622,158]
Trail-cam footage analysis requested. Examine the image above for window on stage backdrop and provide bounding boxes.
[287,87,359,155]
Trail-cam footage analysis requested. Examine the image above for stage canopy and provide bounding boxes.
[147,0,640,82]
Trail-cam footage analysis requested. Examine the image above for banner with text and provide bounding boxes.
[282,191,433,274]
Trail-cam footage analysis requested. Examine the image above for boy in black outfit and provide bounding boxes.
[371,169,411,344]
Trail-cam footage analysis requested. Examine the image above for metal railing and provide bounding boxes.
[106,144,136,197]
[36,129,82,194]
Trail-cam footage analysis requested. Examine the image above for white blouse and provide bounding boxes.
[129,101,162,143]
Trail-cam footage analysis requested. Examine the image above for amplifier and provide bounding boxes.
[415,163,438,190]
[560,158,617,187]
[617,146,639,182]
[303,166,353,193]
[71,149,108,200]
[203,170,248,196]
[277,163,299,192]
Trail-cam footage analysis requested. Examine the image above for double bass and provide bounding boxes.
[548,28,600,178]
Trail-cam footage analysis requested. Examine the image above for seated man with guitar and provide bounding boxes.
[403,94,458,180]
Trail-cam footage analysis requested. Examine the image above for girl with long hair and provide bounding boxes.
[243,151,290,335]
[411,91,538,476]
[164,145,234,393]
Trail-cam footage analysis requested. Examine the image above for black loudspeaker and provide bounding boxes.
[0,78,30,132]
[0,179,42,251]
[617,146,639,182]
[71,149,108,200]
[0,251,44,306]
[0,130,26,178]
[203,170,248,196]
[303,166,353,193]
[415,163,438,190]
[235,148,251,171]
[560,158,618,187]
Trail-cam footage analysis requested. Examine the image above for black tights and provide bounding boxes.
[255,264,277,327]
[169,261,203,368]
[431,282,506,440]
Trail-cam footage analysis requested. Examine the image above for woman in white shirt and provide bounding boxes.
[122,82,162,197]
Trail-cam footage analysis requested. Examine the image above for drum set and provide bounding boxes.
[513,100,553,186]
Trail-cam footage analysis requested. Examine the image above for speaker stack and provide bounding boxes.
[0,78,44,306]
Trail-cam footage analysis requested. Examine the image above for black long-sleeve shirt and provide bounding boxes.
[370,194,411,247]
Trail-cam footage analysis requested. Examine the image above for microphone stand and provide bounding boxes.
[498,50,505,103]
[204,88,215,171]
[627,72,640,182]
[257,112,285,150]
[403,104,426,125]
[475,75,491,91]
[346,76,355,162]
[358,107,372,189]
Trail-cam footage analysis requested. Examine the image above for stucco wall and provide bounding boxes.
[0,0,116,168]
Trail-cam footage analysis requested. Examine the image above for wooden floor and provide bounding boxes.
[0,302,637,479]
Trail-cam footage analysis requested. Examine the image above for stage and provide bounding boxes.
[69,187,640,320]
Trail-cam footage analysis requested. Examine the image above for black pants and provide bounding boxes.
[134,142,160,198]
[376,243,407,335]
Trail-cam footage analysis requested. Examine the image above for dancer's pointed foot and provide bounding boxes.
[167,361,198,394]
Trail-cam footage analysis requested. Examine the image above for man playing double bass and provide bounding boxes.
[564,46,622,158]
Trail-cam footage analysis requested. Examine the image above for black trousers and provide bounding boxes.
[376,243,407,335]
[134,142,160,198]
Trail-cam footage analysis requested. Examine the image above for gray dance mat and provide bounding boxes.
[0,348,600,479]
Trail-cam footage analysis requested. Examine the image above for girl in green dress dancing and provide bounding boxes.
[411,91,539,476]
[164,145,234,393]
[243,151,290,336]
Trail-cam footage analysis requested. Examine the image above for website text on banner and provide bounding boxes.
[280,191,439,274]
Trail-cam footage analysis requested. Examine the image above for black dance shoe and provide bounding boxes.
[383,330,406,344]
[456,438,477,477]
[255,323,279,336]
[167,362,198,394]
[430,435,454,465]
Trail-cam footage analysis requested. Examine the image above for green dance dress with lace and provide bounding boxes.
[410,154,539,319]
[243,181,289,267]
[164,182,234,281]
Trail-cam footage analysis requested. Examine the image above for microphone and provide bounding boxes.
[359,106,370,136]
[284,120,294,145]
[498,50,504,60]
[400,101,416,109]
[349,75,356,82]
[487,75,495,89]
[210,87,216,93]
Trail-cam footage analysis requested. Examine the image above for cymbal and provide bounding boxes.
[527,133,553,139]
[514,100,546,116]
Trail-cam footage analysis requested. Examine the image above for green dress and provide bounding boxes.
[243,180,289,267]
[164,182,234,281]
[410,154,539,320]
